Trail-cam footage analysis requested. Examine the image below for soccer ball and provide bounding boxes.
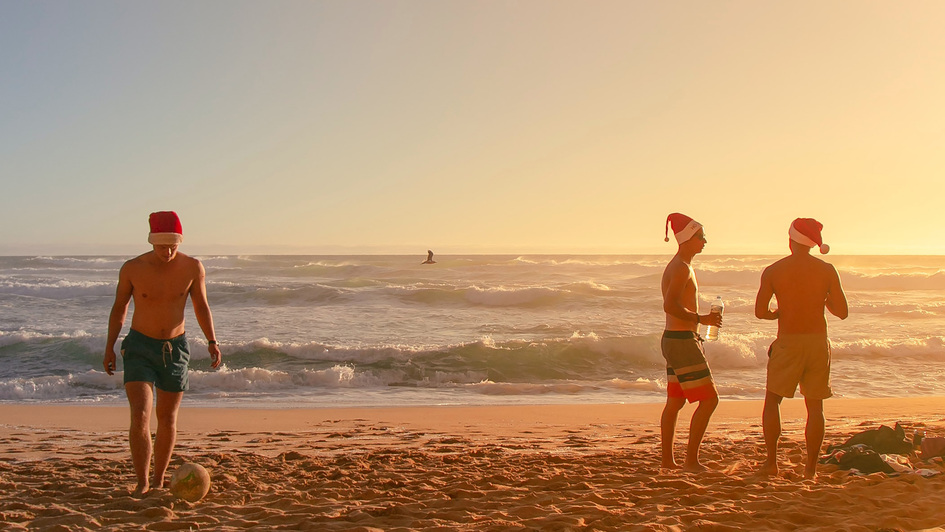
[169,462,211,502]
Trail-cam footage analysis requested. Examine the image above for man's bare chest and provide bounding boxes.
[132,275,193,304]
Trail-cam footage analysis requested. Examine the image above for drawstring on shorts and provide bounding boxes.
[162,341,172,367]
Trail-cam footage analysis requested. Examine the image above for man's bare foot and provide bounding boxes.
[804,464,818,479]
[757,460,779,477]
[661,459,682,470]
[151,476,166,490]
[132,483,150,499]
[682,461,708,473]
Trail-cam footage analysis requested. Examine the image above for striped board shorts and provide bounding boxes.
[661,330,718,403]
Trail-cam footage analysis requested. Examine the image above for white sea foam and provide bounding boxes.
[2,254,945,406]
[0,371,121,401]
[0,279,113,298]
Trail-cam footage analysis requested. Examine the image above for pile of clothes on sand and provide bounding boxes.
[820,422,945,476]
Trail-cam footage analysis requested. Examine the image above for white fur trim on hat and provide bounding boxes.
[148,232,183,245]
[674,220,702,244]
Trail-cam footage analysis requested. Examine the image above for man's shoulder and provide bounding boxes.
[172,253,204,273]
[766,254,836,279]
[760,256,792,281]
[797,254,836,273]
[664,256,692,274]
[122,253,151,269]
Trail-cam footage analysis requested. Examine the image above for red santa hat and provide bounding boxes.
[789,218,829,254]
[148,211,183,245]
[664,213,703,245]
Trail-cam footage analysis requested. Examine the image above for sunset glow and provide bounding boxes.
[2,2,944,255]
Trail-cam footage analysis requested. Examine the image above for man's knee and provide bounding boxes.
[764,391,784,406]
[700,395,719,410]
[154,411,178,430]
[154,392,183,426]
[125,383,153,424]
[664,396,686,411]
[154,402,180,426]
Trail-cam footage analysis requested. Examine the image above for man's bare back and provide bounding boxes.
[755,248,848,334]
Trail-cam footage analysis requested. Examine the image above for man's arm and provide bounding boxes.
[825,265,849,320]
[104,263,133,375]
[190,260,222,368]
[754,268,779,320]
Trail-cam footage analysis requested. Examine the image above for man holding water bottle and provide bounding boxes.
[659,213,723,472]
[755,218,848,478]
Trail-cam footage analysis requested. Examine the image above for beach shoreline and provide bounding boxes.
[4,396,945,437]
[3,398,945,530]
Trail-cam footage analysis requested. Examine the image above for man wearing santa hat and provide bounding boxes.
[755,218,848,479]
[659,212,723,472]
[103,211,223,497]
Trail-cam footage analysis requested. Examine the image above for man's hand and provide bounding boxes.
[700,312,723,327]
[758,308,779,320]
[103,349,117,376]
[209,344,222,369]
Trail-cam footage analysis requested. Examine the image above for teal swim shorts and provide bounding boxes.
[121,329,190,392]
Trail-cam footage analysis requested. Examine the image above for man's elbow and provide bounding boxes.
[829,306,849,320]
[753,302,772,320]
[109,305,127,321]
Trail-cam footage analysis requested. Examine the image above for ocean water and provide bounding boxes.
[1,254,944,408]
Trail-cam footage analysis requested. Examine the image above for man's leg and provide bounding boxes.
[125,382,154,497]
[151,389,184,489]
[684,394,719,472]
[804,397,825,479]
[761,391,784,475]
[660,396,686,468]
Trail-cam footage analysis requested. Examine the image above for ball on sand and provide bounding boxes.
[169,462,211,502]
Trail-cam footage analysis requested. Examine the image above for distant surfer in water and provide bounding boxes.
[103,211,222,497]
[422,250,436,264]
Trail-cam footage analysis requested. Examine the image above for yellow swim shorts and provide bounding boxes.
[766,333,832,400]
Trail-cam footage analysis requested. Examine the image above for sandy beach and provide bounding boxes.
[2,398,945,531]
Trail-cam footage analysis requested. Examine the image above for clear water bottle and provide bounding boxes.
[705,296,724,341]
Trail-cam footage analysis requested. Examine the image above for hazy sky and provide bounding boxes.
[3,1,944,255]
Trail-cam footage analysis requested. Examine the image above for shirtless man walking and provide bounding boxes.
[660,213,723,472]
[755,218,848,478]
[103,211,222,497]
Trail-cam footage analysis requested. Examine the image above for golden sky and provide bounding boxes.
[2,2,943,255]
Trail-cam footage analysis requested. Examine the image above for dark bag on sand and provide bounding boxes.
[822,445,896,475]
[828,422,915,455]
